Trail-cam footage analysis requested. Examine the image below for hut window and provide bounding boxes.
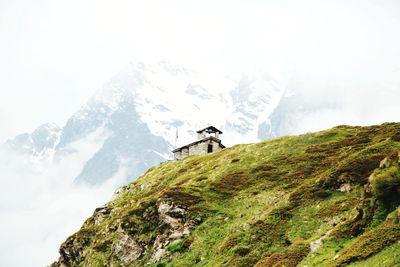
[207,144,213,153]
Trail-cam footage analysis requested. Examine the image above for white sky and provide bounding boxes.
[1,0,400,142]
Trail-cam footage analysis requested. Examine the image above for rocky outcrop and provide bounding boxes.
[149,196,201,263]
[52,191,202,267]
[113,232,144,264]
[93,206,111,225]
[52,232,92,267]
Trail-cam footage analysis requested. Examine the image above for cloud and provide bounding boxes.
[0,109,17,143]
[275,73,400,137]
[0,130,121,267]
[1,0,398,140]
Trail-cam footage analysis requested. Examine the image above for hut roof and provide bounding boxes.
[196,126,223,134]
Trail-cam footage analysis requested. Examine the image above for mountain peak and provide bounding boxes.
[6,60,286,185]
[3,122,61,158]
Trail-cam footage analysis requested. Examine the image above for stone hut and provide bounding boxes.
[172,126,225,160]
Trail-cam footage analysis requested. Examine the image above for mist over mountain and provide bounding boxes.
[5,59,400,188]
[2,60,286,186]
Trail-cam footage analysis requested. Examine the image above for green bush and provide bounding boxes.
[371,166,400,201]
[234,246,251,256]
[332,223,400,266]
[147,263,166,267]
[166,240,185,253]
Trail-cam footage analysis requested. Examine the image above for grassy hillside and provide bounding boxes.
[52,123,400,267]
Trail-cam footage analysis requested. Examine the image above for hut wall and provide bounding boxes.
[212,141,222,152]
[189,142,207,156]
[174,151,182,160]
[181,148,189,158]
[174,139,223,160]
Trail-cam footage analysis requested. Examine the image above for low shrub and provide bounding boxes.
[391,133,400,142]
[234,246,251,256]
[210,172,253,194]
[323,154,386,189]
[166,240,185,253]
[332,223,400,266]
[254,243,310,267]
[370,166,400,202]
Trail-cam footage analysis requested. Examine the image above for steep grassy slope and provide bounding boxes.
[52,123,400,267]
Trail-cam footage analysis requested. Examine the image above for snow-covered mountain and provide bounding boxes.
[2,60,286,185]
[4,123,61,160]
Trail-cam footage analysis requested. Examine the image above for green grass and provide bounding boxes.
[166,240,185,253]
[52,123,400,267]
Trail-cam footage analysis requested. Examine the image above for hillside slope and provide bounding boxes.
[52,123,400,267]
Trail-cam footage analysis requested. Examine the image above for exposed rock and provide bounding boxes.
[149,196,201,263]
[379,156,395,169]
[140,183,150,191]
[56,234,90,267]
[112,185,131,198]
[338,183,352,193]
[93,205,111,225]
[52,193,203,267]
[152,246,168,263]
[157,198,186,226]
[310,229,333,252]
[216,215,230,221]
[113,232,144,264]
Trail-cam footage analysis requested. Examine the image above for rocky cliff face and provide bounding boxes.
[52,123,400,267]
[53,190,203,267]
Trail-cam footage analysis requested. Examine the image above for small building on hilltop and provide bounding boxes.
[172,126,225,160]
